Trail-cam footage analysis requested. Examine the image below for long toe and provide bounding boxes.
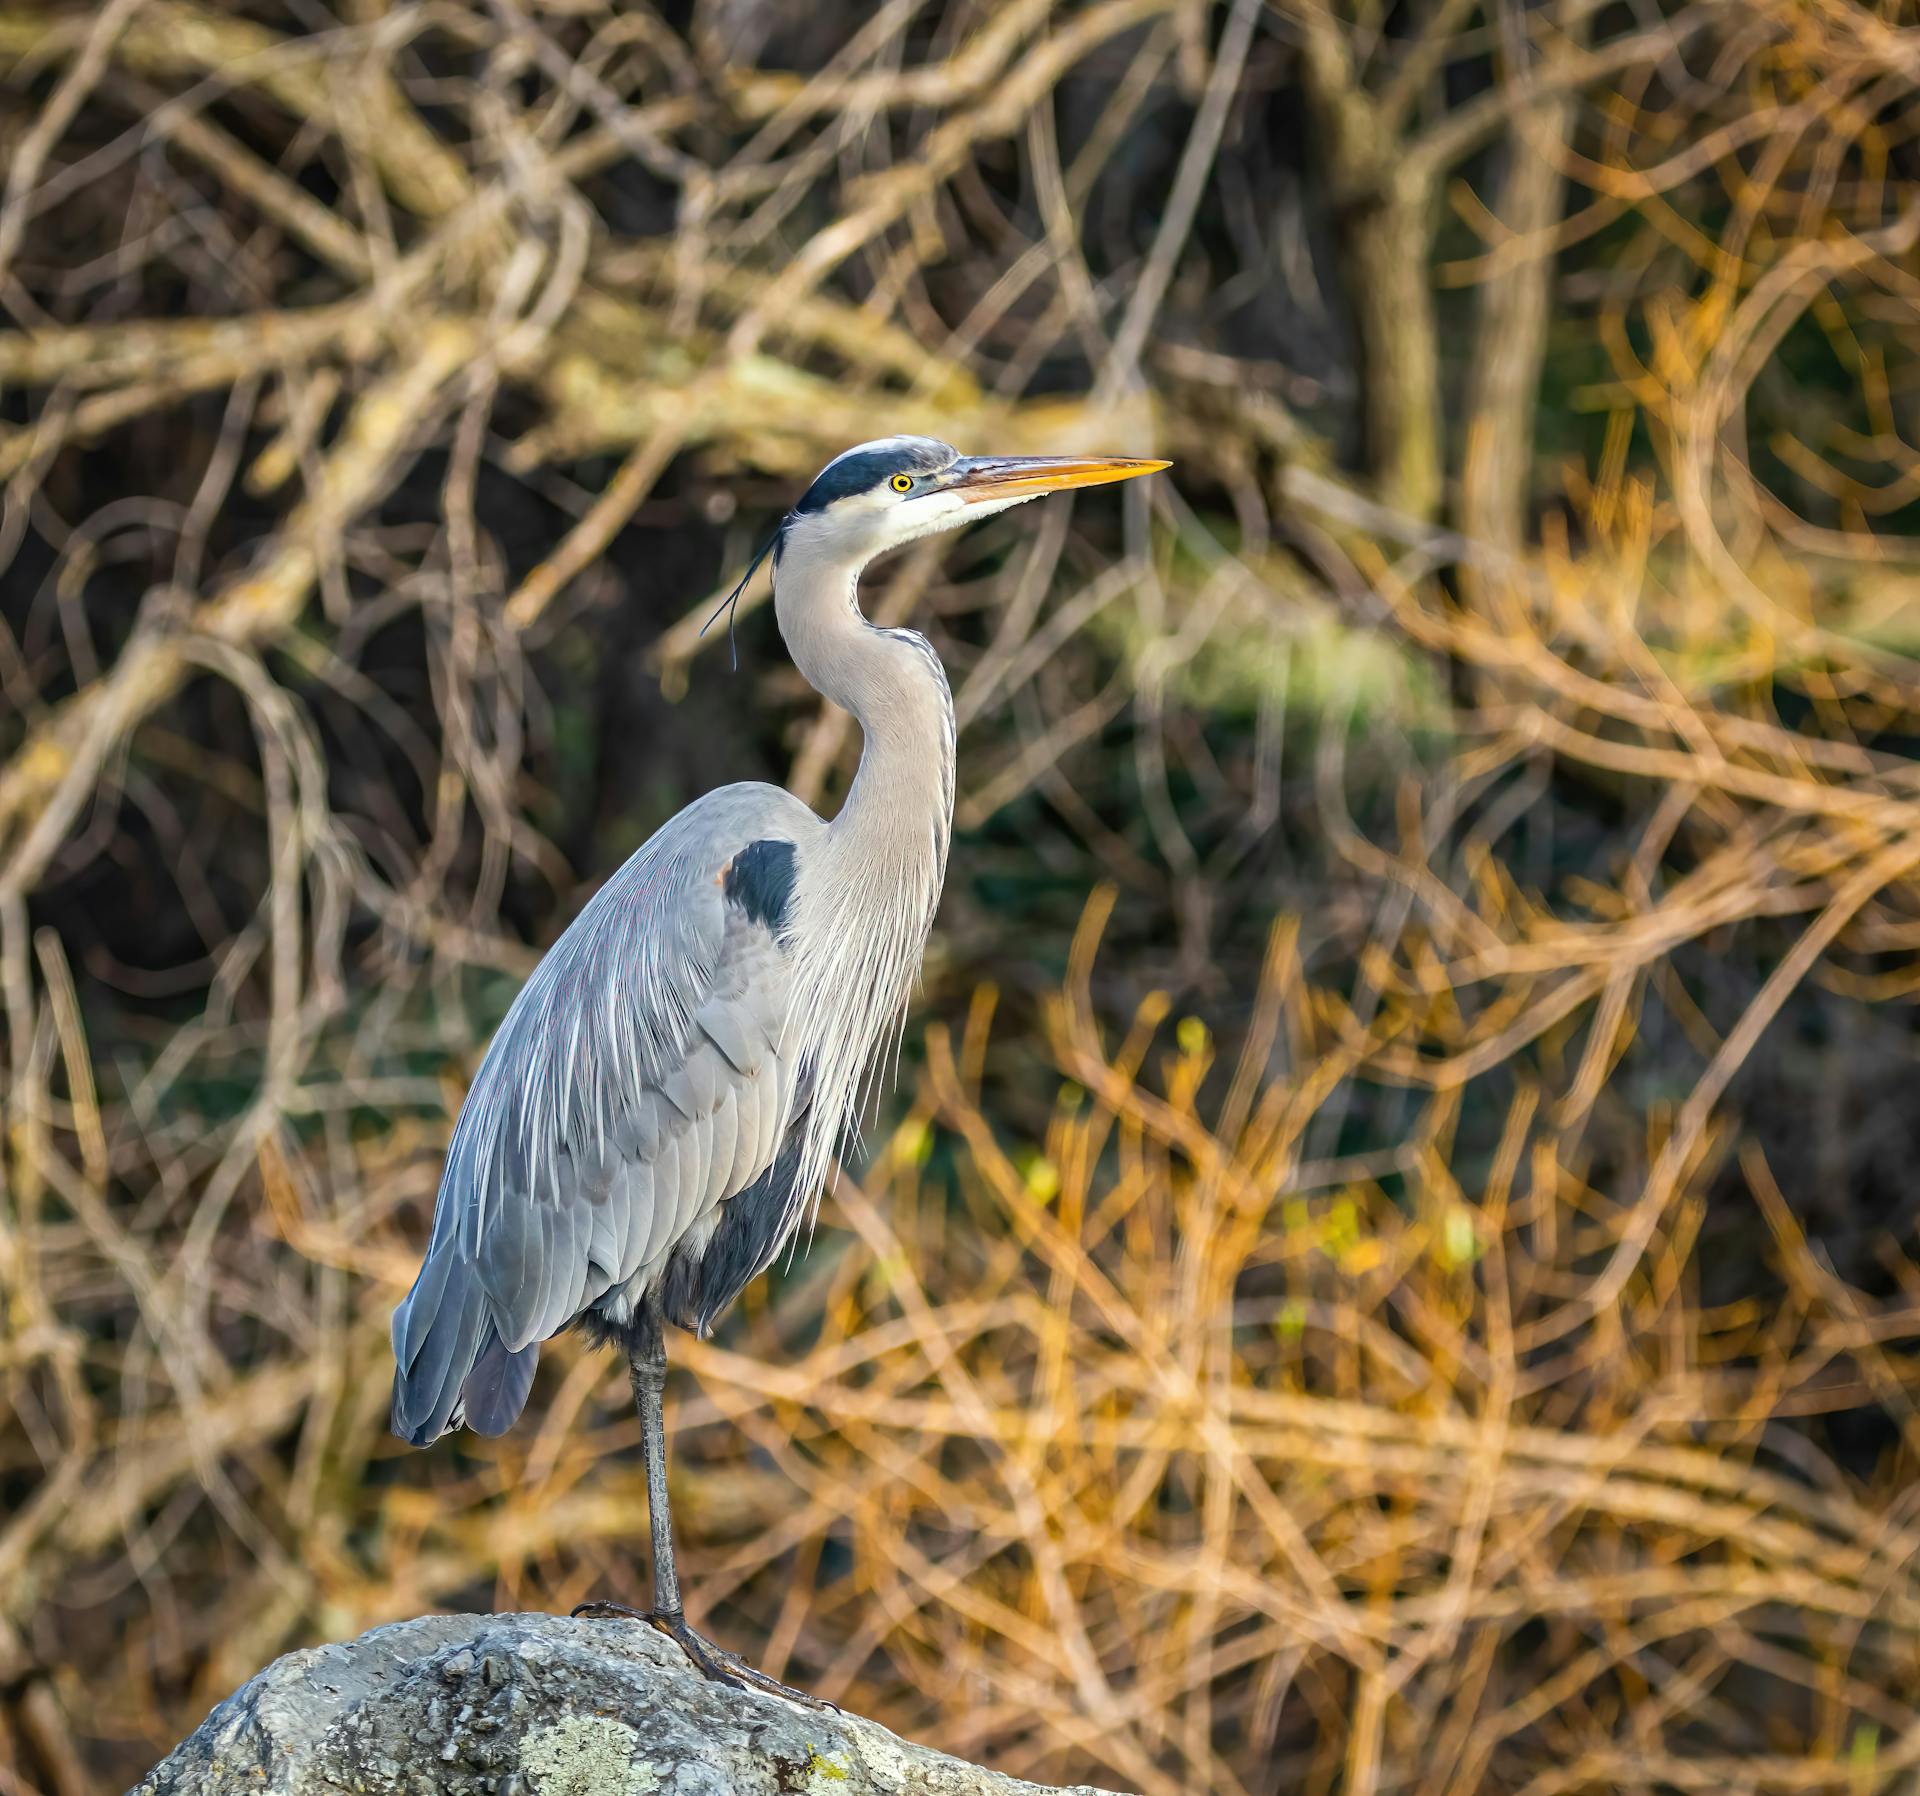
[647,1611,750,1693]
[571,1600,832,1707]
[650,1612,834,1710]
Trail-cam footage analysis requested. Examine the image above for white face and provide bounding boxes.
[779,435,1168,569]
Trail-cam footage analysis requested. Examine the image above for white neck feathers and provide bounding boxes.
[773,529,955,1223]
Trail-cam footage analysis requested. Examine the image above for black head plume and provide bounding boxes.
[701,521,783,671]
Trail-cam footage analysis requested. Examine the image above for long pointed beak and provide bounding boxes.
[947,453,1169,503]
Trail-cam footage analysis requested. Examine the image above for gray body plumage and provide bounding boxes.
[390,434,1161,1457]
[391,784,832,1444]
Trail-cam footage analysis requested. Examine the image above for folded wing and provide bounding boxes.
[390,783,821,1445]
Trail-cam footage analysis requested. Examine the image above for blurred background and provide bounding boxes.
[4,1,1920,1792]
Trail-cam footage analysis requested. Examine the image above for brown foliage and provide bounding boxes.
[3,3,1920,1794]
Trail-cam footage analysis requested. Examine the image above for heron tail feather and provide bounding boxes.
[460,1331,541,1436]
[390,1255,490,1446]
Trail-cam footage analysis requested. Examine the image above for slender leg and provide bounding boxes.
[572,1305,828,1708]
[631,1309,685,1620]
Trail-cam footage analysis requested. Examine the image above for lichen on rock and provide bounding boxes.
[130,1612,1126,1796]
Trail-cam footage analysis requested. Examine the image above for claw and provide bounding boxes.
[571,1600,648,1622]
[570,1602,835,1710]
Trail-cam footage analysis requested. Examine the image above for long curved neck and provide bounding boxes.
[774,537,955,875]
[770,529,955,1231]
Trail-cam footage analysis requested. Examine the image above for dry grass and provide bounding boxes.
[4,2,1920,1793]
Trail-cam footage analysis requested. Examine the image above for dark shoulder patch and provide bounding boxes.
[723,838,797,931]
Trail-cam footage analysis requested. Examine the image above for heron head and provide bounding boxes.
[776,435,1168,568]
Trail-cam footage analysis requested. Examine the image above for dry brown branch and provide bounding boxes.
[4,5,1920,1795]
[0,324,475,882]
[0,2,471,218]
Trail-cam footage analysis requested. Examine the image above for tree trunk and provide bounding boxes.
[1461,10,1588,554]
[1296,11,1443,523]
[1344,168,1443,523]
[130,1612,1128,1796]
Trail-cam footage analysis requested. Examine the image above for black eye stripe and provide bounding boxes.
[794,451,890,512]
[793,440,954,513]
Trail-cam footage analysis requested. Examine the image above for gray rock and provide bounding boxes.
[129,1612,1126,1796]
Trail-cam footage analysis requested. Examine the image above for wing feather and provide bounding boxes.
[621,1087,667,1164]
[390,784,825,1442]
[549,1196,589,1334]
[461,1332,540,1437]
[679,1111,718,1244]
[505,1205,554,1354]
[705,1085,740,1216]
[583,1171,623,1285]
[616,1156,654,1270]
[396,1232,456,1368]
[753,1049,790,1173]
[661,1062,700,1123]
[641,1130,686,1271]
[683,1108,715,1233]
[698,1003,761,1077]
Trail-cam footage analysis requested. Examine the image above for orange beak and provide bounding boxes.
[947,453,1170,503]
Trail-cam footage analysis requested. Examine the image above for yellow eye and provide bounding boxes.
[890,473,913,493]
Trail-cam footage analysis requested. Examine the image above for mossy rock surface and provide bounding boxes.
[130,1612,1125,1796]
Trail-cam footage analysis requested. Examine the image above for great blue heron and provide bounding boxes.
[390,435,1167,1696]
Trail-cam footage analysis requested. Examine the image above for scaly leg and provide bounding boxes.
[573,1305,829,1709]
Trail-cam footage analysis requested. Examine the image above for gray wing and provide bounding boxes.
[390,781,821,1445]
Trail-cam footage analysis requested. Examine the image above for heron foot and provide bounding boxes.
[570,1601,834,1710]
